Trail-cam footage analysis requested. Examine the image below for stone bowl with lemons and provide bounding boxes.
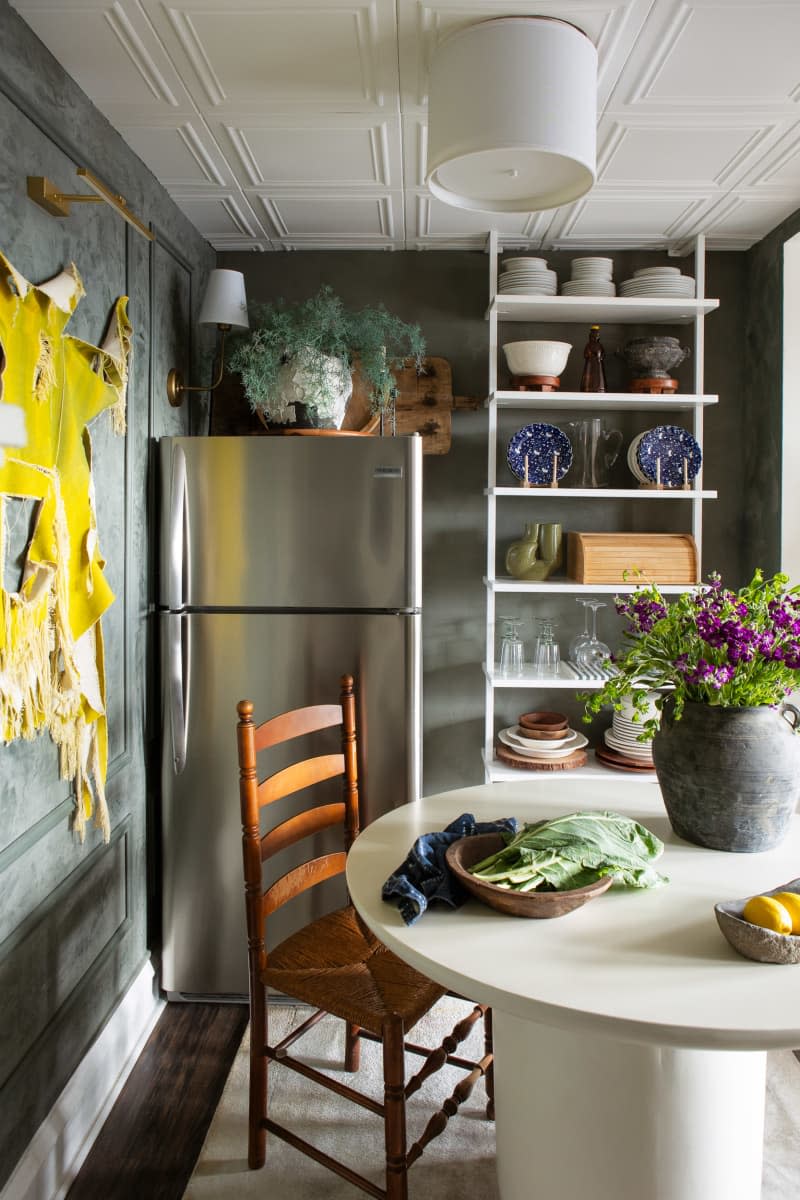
[715,879,800,963]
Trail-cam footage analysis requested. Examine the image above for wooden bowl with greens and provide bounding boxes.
[445,812,667,919]
[446,832,613,918]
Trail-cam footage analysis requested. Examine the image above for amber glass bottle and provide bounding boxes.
[580,325,607,393]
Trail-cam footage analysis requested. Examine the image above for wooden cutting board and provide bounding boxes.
[344,356,456,454]
[496,744,588,771]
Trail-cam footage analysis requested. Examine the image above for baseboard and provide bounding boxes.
[1,959,164,1200]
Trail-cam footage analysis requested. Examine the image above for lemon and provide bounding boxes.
[742,894,793,935]
[770,892,800,934]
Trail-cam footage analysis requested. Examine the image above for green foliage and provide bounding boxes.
[583,570,800,737]
[228,284,425,421]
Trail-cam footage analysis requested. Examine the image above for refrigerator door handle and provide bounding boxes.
[168,612,191,774]
[167,442,189,611]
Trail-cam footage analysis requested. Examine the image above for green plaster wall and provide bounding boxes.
[0,1,215,1184]
[742,207,800,575]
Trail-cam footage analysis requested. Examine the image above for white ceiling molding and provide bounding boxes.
[11,0,800,250]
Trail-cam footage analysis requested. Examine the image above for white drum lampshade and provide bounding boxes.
[425,17,597,213]
[198,269,249,330]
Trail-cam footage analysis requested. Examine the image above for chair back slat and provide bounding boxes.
[263,852,347,917]
[260,802,346,862]
[258,754,345,808]
[236,676,361,968]
[254,704,342,752]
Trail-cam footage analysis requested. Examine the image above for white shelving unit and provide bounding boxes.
[483,230,719,783]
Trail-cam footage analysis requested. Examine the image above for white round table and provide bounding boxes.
[345,780,800,1200]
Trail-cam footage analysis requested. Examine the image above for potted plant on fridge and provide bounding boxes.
[228,284,425,430]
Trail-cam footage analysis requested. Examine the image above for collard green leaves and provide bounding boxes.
[469,811,667,893]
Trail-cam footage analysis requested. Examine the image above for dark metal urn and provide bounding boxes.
[619,336,691,379]
[652,700,800,852]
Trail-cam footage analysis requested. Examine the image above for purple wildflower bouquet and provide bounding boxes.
[583,570,800,738]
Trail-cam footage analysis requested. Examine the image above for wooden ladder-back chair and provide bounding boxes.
[236,674,494,1200]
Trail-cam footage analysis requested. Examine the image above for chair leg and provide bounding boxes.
[248,979,268,1169]
[345,1021,361,1072]
[484,1007,495,1121]
[382,1015,408,1200]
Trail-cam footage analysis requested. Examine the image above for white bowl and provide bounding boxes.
[502,340,572,378]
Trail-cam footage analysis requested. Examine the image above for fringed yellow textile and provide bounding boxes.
[0,252,131,841]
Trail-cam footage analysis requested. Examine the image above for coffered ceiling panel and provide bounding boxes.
[260,192,399,243]
[119,122,230,187]
[600,123,770,188]
[702,195,800,239]
[175,195,265,240]
[221,117,401,188]
[410,193,540,249]
[628,1,800,106]
[15,0,189,110]
[11,0,800,251]
[139,0,399,113]
[553,194,704,244]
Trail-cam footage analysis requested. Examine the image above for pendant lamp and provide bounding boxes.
[425,16,597,213]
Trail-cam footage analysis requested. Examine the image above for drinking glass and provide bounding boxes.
[533,617,561,677]
[568,597,593,660]
[574,600,611,672]
[498,616,525,676]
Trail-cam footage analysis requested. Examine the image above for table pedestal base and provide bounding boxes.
[493,1013,767,1200]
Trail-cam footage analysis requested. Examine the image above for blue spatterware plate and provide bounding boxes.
[507,423,573,485]
[637,425,701,488]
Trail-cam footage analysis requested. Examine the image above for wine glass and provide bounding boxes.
[498,616,525,676]
[533,617,561,677]
[574,600,611,673]
[568,597,593,661]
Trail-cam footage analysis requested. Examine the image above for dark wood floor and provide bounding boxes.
[66,1002,249,1200]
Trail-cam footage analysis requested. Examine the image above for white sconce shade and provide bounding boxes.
[166,269,249,405]
[425,17,597,213]
[198,269,249,330]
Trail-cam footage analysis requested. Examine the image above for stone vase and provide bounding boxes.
[652,700,800,852]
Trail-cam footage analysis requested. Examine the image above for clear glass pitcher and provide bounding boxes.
[562,418,623,488]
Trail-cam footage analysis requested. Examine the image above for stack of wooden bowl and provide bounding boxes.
[496,710,588,771]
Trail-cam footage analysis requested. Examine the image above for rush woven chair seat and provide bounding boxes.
[236,674,493,1200]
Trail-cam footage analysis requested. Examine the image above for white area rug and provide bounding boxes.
[184,998,800,1199]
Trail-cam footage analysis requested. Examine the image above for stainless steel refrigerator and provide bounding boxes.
[158,435,422,998]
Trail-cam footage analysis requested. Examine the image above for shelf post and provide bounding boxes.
[692,233,706,574]
[485,230,500,776]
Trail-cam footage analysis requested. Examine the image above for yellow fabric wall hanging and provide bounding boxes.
[0,250,131,841]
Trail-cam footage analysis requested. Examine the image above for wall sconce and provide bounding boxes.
[426,16,597,212]
[27,168,154,241]
[166,269,249,408]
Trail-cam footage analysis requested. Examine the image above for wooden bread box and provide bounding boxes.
[566,532,699,585]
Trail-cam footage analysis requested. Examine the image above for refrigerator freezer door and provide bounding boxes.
[159,435,421,612]
[160,609,420,997]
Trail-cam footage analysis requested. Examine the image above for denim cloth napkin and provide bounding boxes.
[381,811,518,925]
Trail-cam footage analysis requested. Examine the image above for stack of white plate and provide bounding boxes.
[497,725,588,760]
[603,692,659,763]
[603,726,653,763]
[619,267,695,298]
[560,257,615,297]
[627,426,702,488]
[498,256,557,296]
